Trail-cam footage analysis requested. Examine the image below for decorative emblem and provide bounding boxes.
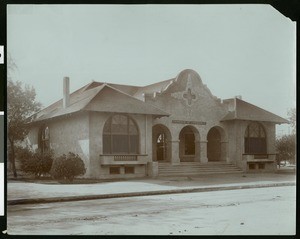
[171,73,197,107]
[183,88,196,106]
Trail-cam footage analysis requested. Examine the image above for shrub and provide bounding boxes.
[18,147,34,173]
[276,134,296,165]
[35,150,54,177]
[18,148,54,178]
[50,152,86,182]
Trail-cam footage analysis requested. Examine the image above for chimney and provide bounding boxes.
[63,77,70,108]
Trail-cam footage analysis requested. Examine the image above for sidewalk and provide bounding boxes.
[7,172,296,205]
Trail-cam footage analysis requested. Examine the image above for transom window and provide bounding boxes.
[103,115,139,154]
[244,122,267,154]
[38,125,50,153]
[157,133,166,144]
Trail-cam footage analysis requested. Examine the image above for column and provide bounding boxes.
[220,141,228,162]
[194,140,201,162]
[200,140,208,163]
[171,140,180,165]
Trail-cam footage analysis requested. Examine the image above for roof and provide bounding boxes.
[31,70,288,125]
[31,82,169,122]
[84,84,170,116]
[221,98,289,124]
[133,78,174,100]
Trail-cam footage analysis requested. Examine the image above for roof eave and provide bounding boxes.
[220,117,289,124]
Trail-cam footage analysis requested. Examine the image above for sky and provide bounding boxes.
[7,4,296,136]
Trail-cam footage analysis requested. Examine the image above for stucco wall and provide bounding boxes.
[88,111,153,178]
[231,120,277,172]
[148,70,229,164]
[28,112,91,177]
[27,127,39,152]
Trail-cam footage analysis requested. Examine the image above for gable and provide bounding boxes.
[221,98,289,124]
[143,69,225,121]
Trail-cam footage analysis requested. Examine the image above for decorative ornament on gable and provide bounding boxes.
[183,88,196,106]
[171,73,197,107]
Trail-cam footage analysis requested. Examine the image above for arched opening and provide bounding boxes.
[38,125,50,153]
[103,114,139,154]
[207,127,222,162]
[152,124,172,162]
[179,125,200,162]
[244,122,267,154]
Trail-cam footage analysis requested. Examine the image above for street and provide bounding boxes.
[7,185,296,235]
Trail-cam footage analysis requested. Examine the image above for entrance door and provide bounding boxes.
[156,133,167,161]
[152,124,172,162]
[179,126,199,162]
[207,127,221,161]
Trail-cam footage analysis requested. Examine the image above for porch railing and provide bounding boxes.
[243,154,276,162]
[114,155,138,161]
[100,154,148,165]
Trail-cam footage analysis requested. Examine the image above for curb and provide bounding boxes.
[8,182,296,206]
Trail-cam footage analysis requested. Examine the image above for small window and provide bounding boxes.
[125,166,135,174]
[38,125,50,153]
[109,167,120,174]
[258,163,265,169]
[249,163,256,170]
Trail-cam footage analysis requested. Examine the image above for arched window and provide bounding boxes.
[38,125,50,153]
[244,122,267,154]
[103,115,139,154]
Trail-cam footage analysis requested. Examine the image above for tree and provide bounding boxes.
[287,108,296,134]
[276,134,296,165]
[7,79,41,178]
[275,108,296,167]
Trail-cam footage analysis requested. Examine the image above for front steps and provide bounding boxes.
[158,162,243,176]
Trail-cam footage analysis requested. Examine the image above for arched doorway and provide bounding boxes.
[152,124,172,162]
[207,126,226,162]
[179,126,200,162]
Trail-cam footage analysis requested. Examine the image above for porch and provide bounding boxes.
[99,154,150,179]
[242,154,277,172]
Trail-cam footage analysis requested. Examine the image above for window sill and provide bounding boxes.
[100,154,149,165]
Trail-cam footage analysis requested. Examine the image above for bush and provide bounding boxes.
[276,134,296,165]
[15,146,34,172]
[35,151,54,177]
[18,148,54,178]
[50,152,86,182]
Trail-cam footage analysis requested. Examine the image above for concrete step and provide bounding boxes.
[158,166,240,170]
[157,162,243,176]
[158,169,241,172]
[158,165,239,169]
[159,171,243,176]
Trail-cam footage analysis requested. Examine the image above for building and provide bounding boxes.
[26,69,288,178]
